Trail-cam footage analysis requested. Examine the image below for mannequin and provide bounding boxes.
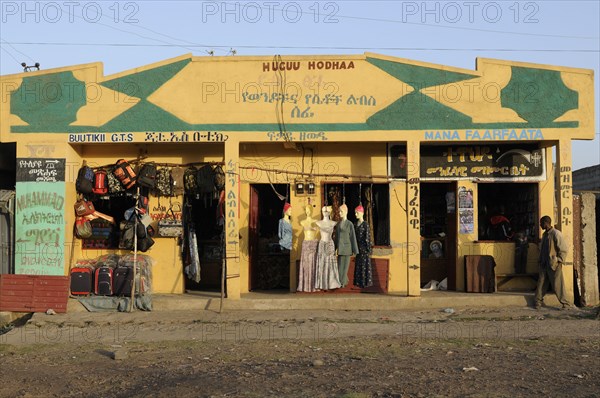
[335,204,358,288]
[314,206,341,290]
[297,205,318,292]
[278,203,292,251]
[354,205,373,288]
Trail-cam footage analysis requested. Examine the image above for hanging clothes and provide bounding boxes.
[314,219,341,290]
[354,220,373,288]
[278,218,293,250]
[365,187,375,246]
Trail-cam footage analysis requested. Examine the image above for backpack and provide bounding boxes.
[75,165,94,194]
[74,217,92,239]
[171,167,185,196]
[155,168,173,196]
[213,165,225,192]
[107,169,124,194]
[113,159,136,189]
[138,162,157,189]
[92,170,108,195]
[196,165,216,195]
[184,167,198,195]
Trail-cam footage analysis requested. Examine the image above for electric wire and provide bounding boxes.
[3,42,598,53]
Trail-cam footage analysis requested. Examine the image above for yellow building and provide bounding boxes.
[0,53,595,300]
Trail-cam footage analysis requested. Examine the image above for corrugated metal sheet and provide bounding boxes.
[0,275,69,313]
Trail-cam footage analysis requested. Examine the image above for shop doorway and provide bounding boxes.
[249,184,291,291]
[420,182,457,290]
[185,194,224,292]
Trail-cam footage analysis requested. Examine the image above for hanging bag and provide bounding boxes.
[171,166,185,196]
[113,159,137,189]
[75,164,95,194]
[74,196,95,217]
[92,170,108,195]
[158,203,183,237]
[155,167,173,197]
[74,217,92,239]
[138,162,157,189]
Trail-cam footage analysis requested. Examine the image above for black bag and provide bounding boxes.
[137,235,155,252]
[113,266,133,296]
[138,162,157,189]
[76,165,95,194]
[213,165,225,191]
[196,165,216,195]
[155,168,173,196]
[119,221,135,250]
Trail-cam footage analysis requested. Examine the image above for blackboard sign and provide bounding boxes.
[16,158,66,183]
[421,144,545,180]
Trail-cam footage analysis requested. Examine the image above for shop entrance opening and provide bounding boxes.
[249,184,291,291]
[420,182,457,290]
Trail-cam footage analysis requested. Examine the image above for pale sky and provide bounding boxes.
[1,0,598,169]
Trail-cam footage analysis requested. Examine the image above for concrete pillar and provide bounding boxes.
[225,140,241,299]
[580,193,599,306]
[406,140,420,296]
[556,138,574,304]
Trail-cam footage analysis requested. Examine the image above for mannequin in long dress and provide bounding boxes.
[335,204,358,288]
[353,205,373,288]
[314,206,341,290]
[297,205,319,292]
[278,203,292,251]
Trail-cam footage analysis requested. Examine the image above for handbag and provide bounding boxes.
[158,204,183,237]
[74,197,95,217]
[74,217,92,239]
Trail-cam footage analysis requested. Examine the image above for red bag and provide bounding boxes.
[74,217,92,239]
[93,170,108,195]
[113,159,136,189]
[74,198,95,217]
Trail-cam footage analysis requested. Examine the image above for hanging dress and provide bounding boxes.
[354,221,373,288]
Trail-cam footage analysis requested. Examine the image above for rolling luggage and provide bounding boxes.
[113,266,133,296]
[95,266,113,296]
[70,267,93,296]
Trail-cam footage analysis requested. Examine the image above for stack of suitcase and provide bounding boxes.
[70,254,146,297]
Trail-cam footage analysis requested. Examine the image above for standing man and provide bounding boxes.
[535,215,574,309]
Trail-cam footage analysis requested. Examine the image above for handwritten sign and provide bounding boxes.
[14,181,66,275]
[16,158,66,183]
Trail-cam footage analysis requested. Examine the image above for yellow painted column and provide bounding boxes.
[406,140,421,296]
[556,138,574,303]
[225,139,241,299]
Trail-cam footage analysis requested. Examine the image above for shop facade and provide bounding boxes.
[0,53,595,300]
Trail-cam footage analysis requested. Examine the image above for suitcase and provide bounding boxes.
[70,267,93,296]
[95,266,113,296]
[113,266,133,296]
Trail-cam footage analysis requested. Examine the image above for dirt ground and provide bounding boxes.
[1,306,599,398]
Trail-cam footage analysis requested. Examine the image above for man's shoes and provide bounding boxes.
[561,304,576,311]
[534,302,542,310]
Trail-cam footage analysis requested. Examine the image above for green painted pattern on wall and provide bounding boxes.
[8,58,580,133]
[101,58,191,99]
[366,57,478,89]
[501,66,579,125]
[10,71,87,129]
[367,91,473,130]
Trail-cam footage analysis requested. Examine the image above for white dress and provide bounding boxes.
[314,222,341,290]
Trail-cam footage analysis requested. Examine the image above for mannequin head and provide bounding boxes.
[339,204,348,219]
[304,205,312,217]
[355,204,364,221]
[283,203,292,217]
[321,205,332,218]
